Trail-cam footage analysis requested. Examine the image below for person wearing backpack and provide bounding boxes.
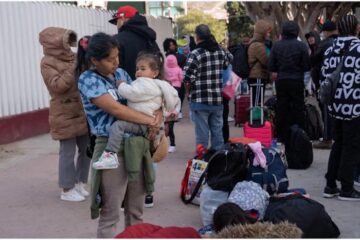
[248,19,272,106]
[321,15,360,201]
[228,35,250,80]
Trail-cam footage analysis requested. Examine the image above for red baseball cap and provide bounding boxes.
[109,5,138,25]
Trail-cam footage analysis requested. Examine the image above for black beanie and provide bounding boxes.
[337,15,358,36]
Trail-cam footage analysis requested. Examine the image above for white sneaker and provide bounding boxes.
[168,146,176,153]
[75,182,89,197]
[228,116,234,122]
[61,188,85,202]
[93,151,119,170]
[178,112,183,119]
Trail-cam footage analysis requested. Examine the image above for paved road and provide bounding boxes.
[0,100,359,238]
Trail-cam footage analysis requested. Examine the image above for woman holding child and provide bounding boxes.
[76,32,162,238]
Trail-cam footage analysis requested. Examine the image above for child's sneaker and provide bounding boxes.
[93,151,119,170]
[168,146,176,153]
[144,194,154,208]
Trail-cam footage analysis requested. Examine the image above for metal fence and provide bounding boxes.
[0,2,173,118]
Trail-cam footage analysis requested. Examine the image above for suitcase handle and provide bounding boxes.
[249,80,264,126]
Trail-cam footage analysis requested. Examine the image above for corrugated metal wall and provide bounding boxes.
[0,2,173,118]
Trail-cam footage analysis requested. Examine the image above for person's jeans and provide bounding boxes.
[190,108,224,150]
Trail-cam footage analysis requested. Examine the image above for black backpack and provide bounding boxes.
[206,143,248,192]
[230,44,250,79]
[304,103,323,140]
[285,125,313,169]
[264,194,340,238]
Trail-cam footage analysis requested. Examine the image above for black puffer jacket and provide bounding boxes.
[116,14,160,79]
[269,21,310,81]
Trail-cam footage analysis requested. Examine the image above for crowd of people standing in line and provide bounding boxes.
[38,4,360,237]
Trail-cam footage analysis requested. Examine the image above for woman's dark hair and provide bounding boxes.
[136,51,164,79]
[75,32,118,80]
[75,35,91,80]
[213,202,257,233]
[163,38,178,53]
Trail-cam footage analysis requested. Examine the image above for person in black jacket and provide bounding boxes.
[311,20,338,149]
[109,5,160,80]
[268,21,311,144]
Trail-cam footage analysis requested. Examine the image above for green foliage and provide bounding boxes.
[225,1,253,45]
[176,9,227,43]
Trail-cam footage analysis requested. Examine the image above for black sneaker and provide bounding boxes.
[323,186,340,198]
[338,189,360,201]
[144,194,154,208]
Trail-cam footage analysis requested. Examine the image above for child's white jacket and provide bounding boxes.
[118,77,180,117]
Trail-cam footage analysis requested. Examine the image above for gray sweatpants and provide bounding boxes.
[106,120,147,153]
[58,134,91,189]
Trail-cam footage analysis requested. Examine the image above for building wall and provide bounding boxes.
[0,1,172,144]
[107,1,146,13]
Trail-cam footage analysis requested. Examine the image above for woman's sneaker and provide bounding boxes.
[93,151,119,170]
[75,182,89,197]
[61,188,85,202]
[323,186,340,198]
[144,194,154,208]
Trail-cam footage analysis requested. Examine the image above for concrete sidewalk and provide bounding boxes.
[0,104,359,238]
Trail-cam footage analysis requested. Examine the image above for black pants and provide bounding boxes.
[325,117,360,192]
[275,79,305,143]
[168,121,175,146]
[176,83,185,113]
[222,97,229,143]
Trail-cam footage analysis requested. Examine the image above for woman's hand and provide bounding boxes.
[148,109,162,140]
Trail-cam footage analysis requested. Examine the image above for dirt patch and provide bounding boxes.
[0,146,24,160]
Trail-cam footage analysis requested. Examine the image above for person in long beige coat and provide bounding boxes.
[39,27,90,202]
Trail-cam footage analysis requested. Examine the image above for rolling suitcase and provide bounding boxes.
[244,81,272,147]
[234,94,250,126]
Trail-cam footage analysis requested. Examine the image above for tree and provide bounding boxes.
[176,9,227,43]
[241,2,358,39]
[225,1,254,44]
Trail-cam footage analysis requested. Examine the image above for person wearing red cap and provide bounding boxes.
[109,5,160,80]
